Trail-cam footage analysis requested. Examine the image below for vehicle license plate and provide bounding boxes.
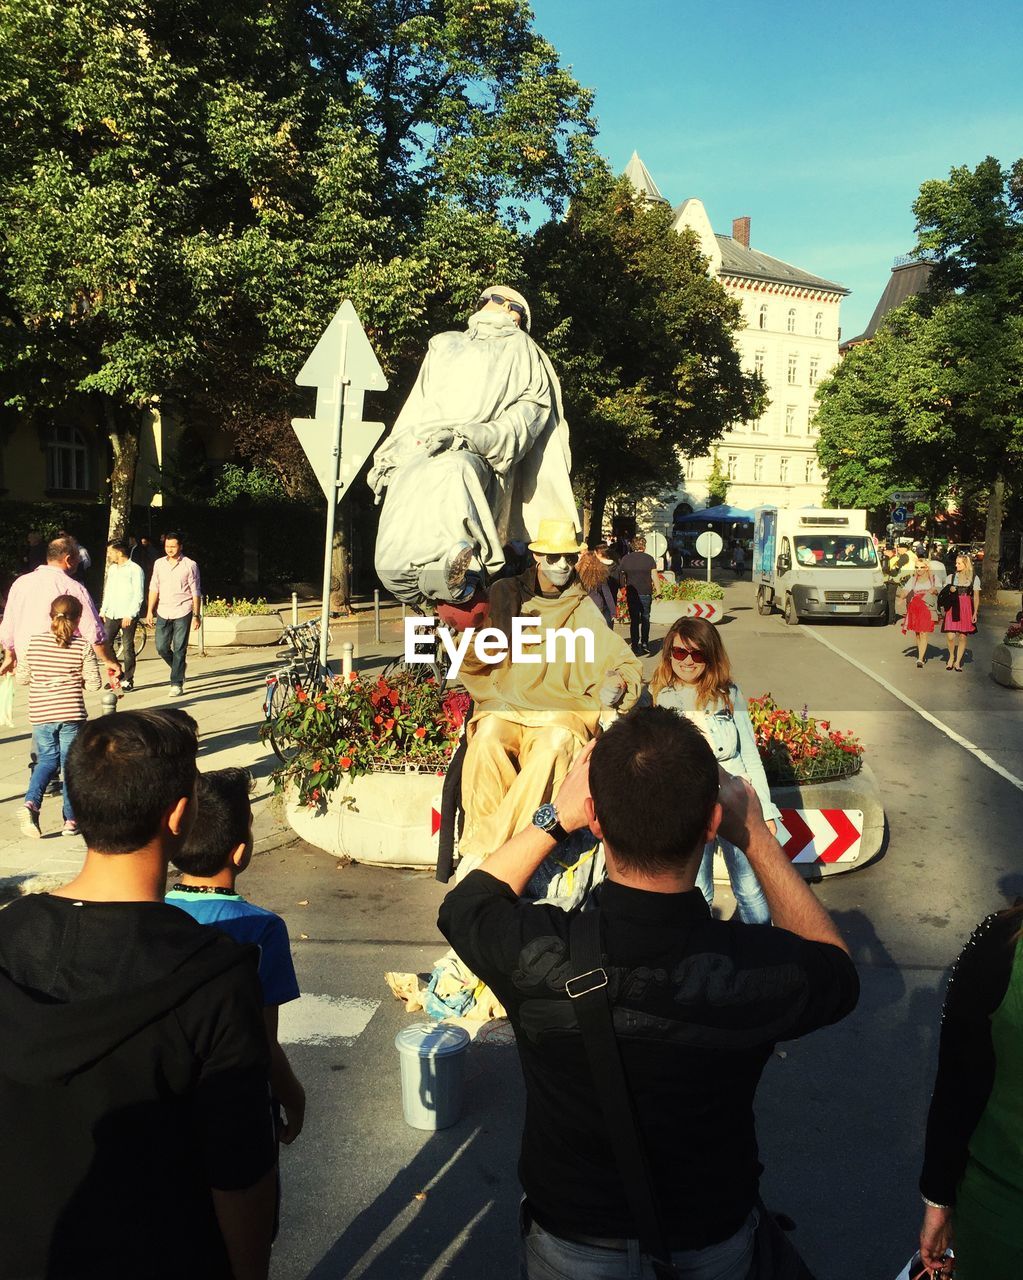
[830,604,859,613]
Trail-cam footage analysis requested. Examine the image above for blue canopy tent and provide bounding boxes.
[674,504,754,525]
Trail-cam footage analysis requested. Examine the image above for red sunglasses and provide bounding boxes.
[671,645,707,664]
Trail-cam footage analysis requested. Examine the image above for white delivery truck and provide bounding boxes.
[752,507,887,624]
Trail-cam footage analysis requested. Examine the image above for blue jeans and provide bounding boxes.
[521,1209,757,1279]
[26,722,82,821]
[697,839,771,925]
[155,614,190,686]
[626,588,652,648]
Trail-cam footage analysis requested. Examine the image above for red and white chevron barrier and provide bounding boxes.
[777,807,863,864]
[682,600,721,623]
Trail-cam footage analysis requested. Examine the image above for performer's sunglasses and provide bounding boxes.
[543,553,579,566]
[480,292,526,318]
[671,645,707,664]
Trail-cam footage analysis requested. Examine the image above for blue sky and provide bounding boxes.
[530,0,1023,339]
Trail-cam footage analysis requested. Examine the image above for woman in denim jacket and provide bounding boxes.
[650,617,780,923]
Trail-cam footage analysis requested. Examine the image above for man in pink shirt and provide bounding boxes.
[144,532,201,697]
[0,536,119,681]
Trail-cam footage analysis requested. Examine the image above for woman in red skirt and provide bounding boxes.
[942,552,981,671]
[899,551,941,666]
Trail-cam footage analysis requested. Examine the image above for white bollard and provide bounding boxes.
[342,641,353,681]
[291,592,299,626]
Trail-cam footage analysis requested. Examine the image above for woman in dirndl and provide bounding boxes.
[899,551,940,667]
[942,552,981,671]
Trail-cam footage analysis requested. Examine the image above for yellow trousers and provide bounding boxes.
[458,715,583,859]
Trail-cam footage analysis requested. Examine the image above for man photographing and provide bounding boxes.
[439,706,858,1279]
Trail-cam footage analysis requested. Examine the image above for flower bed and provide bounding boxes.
[992,624,1023,688]
[203,596,282,617]
[1002,621,1023,648]
[265,670,469,807]
[748,694,864,786]
[654,577,725,603]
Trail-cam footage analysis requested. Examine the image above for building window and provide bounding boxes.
[753,455,764,482]
[787,354,798,385]
[685,457,696,479]
[758,304,768,330]
[805,456,815,483]
[814,311,824,337]
[46,426,90,492]
[786,307,796,333]
[785,405,796,434]
[780,456,789,482]
[808,356,820,387]
[807,408,817,434]
[754,349,765,375]
[727,453,739,481]
[750,416,762,433]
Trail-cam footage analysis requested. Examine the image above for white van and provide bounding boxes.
[752,507,887,624]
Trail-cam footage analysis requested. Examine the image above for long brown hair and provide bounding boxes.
[649,616,733,712]
[50,594,83,648]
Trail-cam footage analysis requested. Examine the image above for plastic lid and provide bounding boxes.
[394,1022,470,1058]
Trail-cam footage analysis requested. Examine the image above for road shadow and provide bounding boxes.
[308,1042,523,1279]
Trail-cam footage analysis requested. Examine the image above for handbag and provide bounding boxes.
[936,579,956,613]
[567,908,815,1279]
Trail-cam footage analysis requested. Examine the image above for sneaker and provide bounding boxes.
[19,806,41,840]
[443,541,475,599]
[61,820,79,838]
[120,680,133,692]
[169,684,183,697]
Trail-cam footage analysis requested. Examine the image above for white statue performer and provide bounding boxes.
[367,287,577,605]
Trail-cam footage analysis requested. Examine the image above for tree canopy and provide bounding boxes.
[0,0,597,534]
[814,156,1023,594]
[524,172,764,536]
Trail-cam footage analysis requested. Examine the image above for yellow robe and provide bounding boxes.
[456,571,642,860]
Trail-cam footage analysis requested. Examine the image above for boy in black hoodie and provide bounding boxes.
[0,709,277,1280]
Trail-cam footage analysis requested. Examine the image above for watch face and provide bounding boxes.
[533,803,557,831]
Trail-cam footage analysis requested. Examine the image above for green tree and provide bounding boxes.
[815,157,1023,597]
[524,172,764,537]
[0,0,596,539]
[705,448,730,507]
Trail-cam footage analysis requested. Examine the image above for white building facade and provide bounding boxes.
[622,155,847,527]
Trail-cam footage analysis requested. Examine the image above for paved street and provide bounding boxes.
[3,582,1022,1278]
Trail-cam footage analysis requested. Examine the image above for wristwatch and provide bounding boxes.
[532,802,569,843]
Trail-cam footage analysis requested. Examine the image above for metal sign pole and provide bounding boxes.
[318,326,350,675]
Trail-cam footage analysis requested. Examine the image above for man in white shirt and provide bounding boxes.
[100,540,146,691]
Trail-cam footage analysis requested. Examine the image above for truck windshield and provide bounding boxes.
[794,536,877,568]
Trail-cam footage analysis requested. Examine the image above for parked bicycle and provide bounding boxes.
[263,620,331,762]
[380,603,452,690]
[112,620,147,665]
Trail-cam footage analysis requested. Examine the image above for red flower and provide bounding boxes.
[340,755,352,769]
[315,700,326,711]
[384,718,395,731]
[414,726,427,739]
[296,689,308,703]
[312,760,322,773]
[311,788,321,801]
[374,715,383,725]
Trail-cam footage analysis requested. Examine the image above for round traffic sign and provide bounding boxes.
[647,531,667,561]
[891,505,907,524]
[696,531,724,559]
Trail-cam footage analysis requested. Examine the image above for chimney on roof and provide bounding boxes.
[732,216,750,248]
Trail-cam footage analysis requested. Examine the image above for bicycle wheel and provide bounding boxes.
[381,650,447,690]
[266,676,301,763]
[133,622,147,658]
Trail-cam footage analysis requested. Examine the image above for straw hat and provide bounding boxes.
[527,518,584,555]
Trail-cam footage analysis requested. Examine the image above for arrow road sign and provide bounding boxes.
[777,807,863,864]
[891,506,907,524]
[294,299,388,408]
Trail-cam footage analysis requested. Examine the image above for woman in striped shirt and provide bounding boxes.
[18,595,102,839]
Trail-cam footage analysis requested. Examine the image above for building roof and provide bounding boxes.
[842,257,933,347]
[714,234,849,294]
[623,151,669,205]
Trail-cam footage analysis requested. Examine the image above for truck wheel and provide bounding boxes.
[756,587,773,616]
[784,595,800,626]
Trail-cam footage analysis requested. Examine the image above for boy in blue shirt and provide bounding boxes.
[167,767,306,1145]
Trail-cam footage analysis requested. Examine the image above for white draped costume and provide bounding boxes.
[368,311,576,603]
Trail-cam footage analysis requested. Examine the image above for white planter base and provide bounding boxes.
[991,643,1023,688]
[189,613,283,647]
[287,769,445,868]
[649,599,723,626]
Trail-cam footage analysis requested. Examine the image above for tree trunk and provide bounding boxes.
[589,476,609,548]
[981,473,1004,604]
[103,398,142,543]
[329,517,352,615]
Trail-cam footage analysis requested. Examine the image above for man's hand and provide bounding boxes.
[279,1091,306,1146]
[121,617,133,629]
[105,660,122,683]
[598,671,627,708]
[0,650,15,677]
[192,615,201,631]
[716,771,769,853]
[144,613,155,627]
[553,739,596,833]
